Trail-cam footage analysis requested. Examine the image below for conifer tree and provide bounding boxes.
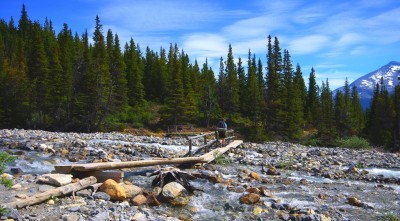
[125,39,145,106]
[305,67,319,128]
[43,18,64,129]
[394,84,400,151]
[367,78,394,146]
[57,23,75,126]
[162,44,185,124]
[350,85,364,134]
[265,35,284,136]
[217,56,227,112]
[89,16,111,131]
[180,50,197,122]
[319,79,335,144]
[199,59,219,127]
[286,60,305,139]
[27,21,49,128]
[237,56,246,115]
[225,44,239,114]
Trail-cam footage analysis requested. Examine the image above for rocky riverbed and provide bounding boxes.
[0,129,399,221]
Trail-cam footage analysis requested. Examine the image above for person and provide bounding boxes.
[217,118,227,146]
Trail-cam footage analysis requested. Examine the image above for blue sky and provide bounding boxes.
[1,0,399,89]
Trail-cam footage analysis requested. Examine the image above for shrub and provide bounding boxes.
[213,151,230,165]
[337,136,371,149]
[0,151,16,188]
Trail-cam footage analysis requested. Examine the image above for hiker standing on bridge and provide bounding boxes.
[217,118,227,146]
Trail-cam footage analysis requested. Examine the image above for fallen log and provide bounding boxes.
[55,157,206,173]
[2,176,97,209]
[54,140,243,174]
[201,140,243,163]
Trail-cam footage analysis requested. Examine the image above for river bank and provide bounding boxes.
[0,129,399,221]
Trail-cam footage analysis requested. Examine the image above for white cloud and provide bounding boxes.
[288,35,330,55]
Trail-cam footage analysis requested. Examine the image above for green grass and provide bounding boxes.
[381,213,400,221]
[213,151,230,165]
[337,136,371,149]
[0,151,16,188]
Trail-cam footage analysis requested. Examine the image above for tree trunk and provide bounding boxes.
[3,176,97,209]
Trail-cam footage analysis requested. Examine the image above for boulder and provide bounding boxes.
[347,196,363,207]
[38,174,73,186]
[100,179,127,201]
[161,182,187,199]
[121,183,142,199]
[131,194,147,206]
[239,193,260,204]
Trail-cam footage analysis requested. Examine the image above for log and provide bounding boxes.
[2,176,97,209]
[201,140,243,163]
[55,157,206,173]
[71,170,124,183]
[54,140,243,174]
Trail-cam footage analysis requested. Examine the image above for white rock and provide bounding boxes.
[38,174,73,186]
[162,182,187,199]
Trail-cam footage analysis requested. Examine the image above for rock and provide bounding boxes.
[47,199,55,205]
[100,179,127,201]
[131,213,147,221]
[92,211,109,221]
[253,206,263,215]
[1,173,13,180]
[320,214,332,221]
[131,194,147,206]
[161,182,187,199]
[348,196,363,207]
[246,187,260,194]
[120,183,142,199]
[169,196,191,206]
[239,193,260,204]
[63,213,80,221]
[250,172,262,181]
[38,174,73,186]
[10,167,23,174]
[146,193,161,206]
[76,189,92,197]
[93,192,111,201]
[260,187,273,197]
[318,193,328,200]
[266,167,280,175]
[11,183,22,190]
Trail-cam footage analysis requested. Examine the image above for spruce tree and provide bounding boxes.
[305,67,319,128]
[199,59,219,127]
[225,44,239,114]
[319,79,335,144]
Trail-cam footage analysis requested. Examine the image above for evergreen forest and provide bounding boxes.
[0,6,399,151]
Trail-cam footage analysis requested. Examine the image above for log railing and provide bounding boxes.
[186,129,234,156]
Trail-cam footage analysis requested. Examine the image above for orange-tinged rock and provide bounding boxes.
[239,193,260,204]
[250,172,262,181]
[131,194,147,206]
[100,179,127,201]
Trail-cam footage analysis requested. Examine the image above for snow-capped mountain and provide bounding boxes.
[335,61,400,109]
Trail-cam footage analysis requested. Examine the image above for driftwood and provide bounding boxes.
[3,176,97,209]
[55,140,243,174]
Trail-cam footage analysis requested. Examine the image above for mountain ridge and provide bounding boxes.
[334,61,400,109]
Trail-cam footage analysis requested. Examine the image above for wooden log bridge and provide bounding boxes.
[55,140,243,175]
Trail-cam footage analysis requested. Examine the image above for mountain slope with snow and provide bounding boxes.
[335,61,400,109]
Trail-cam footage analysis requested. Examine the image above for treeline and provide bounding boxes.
[0,5,399,150]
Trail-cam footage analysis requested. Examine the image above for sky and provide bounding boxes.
[0,0,399,90]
